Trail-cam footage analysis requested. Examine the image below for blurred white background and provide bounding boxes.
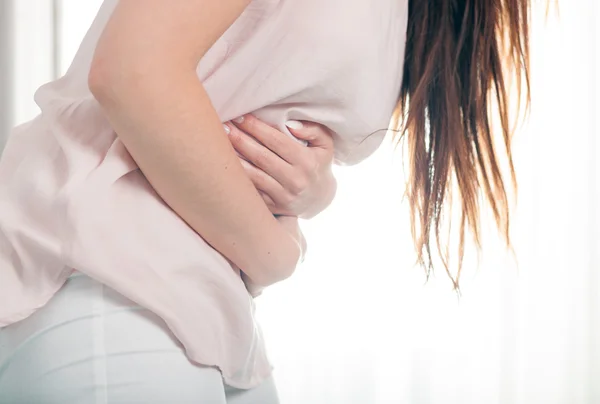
[1,1,598,403]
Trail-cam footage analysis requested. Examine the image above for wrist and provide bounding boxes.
[299,173,337,220]
[275,215,305,266]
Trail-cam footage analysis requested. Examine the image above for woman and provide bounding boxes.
[0,0,531,402]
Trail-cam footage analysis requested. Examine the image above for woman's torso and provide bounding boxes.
[0,0,408,388]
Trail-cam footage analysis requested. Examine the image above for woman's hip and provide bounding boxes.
[0,272,279,404]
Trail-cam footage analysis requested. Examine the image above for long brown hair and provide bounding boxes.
[395,0,531,289]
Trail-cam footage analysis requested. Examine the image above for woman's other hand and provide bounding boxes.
[224,115,337,220]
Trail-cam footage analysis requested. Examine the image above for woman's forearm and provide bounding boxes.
[88,65,301,287]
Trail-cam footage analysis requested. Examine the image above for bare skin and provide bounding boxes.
[224,117,336,295]
[225,115,336,220]
[89,1,337,290]
[89,0,301,288]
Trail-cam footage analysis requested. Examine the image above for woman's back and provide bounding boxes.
[0,0,408,388]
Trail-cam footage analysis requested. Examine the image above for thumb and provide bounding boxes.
[285,120,334,149]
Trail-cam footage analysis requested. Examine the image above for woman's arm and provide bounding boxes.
[241,215,307,297]
[88,0,301,287]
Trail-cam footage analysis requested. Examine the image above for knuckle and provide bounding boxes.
[228,130,243,144]
[255,149,271,168]
[320,125,334,138]
[273,137,286,150]
[307,123,326,136]
[300,157,319,175]
[244,115,258,131]
[255,172,269,188]
[280,192,295,207]
[290,176,308,195]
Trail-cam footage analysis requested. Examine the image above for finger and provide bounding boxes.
[237,157,288,203]
[231,115,302,164]
[285,120,335,150]
[224,124,250,162]
[233,148,249,162]
[258,190,277,210]
[227,123,297,188]
[240,160,293,215]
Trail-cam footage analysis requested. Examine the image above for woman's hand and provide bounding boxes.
[224,115,337,220]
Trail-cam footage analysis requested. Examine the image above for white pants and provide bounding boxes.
[0,273,280,404]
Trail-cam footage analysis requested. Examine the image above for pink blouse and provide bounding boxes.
[0,0,408,388]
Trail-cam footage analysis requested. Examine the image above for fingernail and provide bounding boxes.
[223,124,231,135]
[234,116,245,124]
[285,120,303,130]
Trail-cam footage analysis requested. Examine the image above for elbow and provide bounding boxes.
[251,261,296,289]
[88,51,192,106]
[88,69,121,113]
[260,228,305,286]
[88,53,146,107]
[268,237,303,284]
[270,258,298,284]
[88,56,130,108]
[249,244,301,288]
[88,56,112,104]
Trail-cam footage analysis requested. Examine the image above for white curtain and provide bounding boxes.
[2,0,55,134]
[3,1,598,403]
